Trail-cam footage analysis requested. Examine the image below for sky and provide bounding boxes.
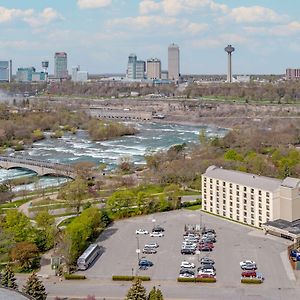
[0,0,299,75]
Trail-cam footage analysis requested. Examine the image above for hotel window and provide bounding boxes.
[244,199,247,204]
[244,193,247,198]
[237,203,240,208]
[210,184,213,189]
[223,194,226,199]
[204,177,207,182]
[229,183,232,188]
[216,209,219,214]
[266,199,270,204]
[251,208,254,213]
[216,180,219,185]
[244,205,247,210]
[230,201,233,206]
[210,179,212,183]
[223,188,226,192]
[244,218,247,223]
[237,216,240,221]
[236,197,240,202]
[203,195,206,200]
[204,183,206,188]
[204,200,207,205]
[251,213,254,219]
[266,192,270,197]
[244,212,247,217]
[230,196,232,200]
[259,203,262,208]
[217,186,219,191]
[230,208,233,212]
[251,195,254,200]
[266,212,270,217]
[266,218,270,222]
[259,209,262,215]
[210,196,213,201]
[223,212,226,216]
[259,197,262,202]
[204,189,206,193]
[244,187,247,192]
[230,213,233,218]
[217,192,219,196]
[223,200,226,205]
[259,190,262,195]
[251,188,254,193]
[204,205,207,210]
[236,185,239,190]
[230,189,232,194]
[259,222,262,227]
[217,204,219,208]
[236,209,240,215]
[259,216,262,221]
[251,201,254,207]
[216,197,219,202]
[223,205,226,210]
[266,205,270,211]
[236,191,239,196]
[210,208,213,212]
[210,190,213,195]
[223,182,226,187]
[251,220,254,225]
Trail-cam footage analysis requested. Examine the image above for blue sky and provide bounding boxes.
[0,0,299,74]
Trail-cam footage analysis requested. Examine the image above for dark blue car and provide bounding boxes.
[139,259,153,267]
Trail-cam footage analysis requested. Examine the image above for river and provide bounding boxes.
[0,122,227,191]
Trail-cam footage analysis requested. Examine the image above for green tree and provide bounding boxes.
[23,273,47,300]
[1,265,18,289]
[106,190,135,218]
[147,287,164,300]
[125,278,147,300]
[4,210,34,242]
[59,177,89,215]
[163,184,181,209]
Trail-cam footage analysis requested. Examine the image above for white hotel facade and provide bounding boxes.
[202,166,300,228]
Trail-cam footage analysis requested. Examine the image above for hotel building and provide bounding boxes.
[202,166,300,230]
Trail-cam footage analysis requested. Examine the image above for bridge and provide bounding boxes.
[0,156,77,179]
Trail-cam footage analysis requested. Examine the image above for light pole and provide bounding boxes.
[136,235,140,261]
[196,250,201,262]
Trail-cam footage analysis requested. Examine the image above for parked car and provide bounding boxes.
[197,273,215,279]
[152,226,165,232]
[198,264,216,272]
[179,268,195,275]
[181,248,196,255]
[142,248,157,254]
[180,261,195,269]
[200,257,215,265]
[202,229,216,235]
[136,229,149,235]
[139,259,153,267]
[241,263,257,270]
[150,232,164,237]
[179,273,194,278]
[240,260,256,268]
[198,242,214,248]
[144,242,159,248]
[198,269,216,276]
[256,272,264,281]
[199,245,213,252]
[241,270,257,277]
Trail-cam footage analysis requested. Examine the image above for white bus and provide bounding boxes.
[77,244,101,271]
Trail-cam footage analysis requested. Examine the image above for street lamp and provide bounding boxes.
[136,235,140,261]
[196,250,201,262]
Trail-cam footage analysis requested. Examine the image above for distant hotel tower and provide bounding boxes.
[147,58,161,80]
[54,52,68,79]
[168,43,180,81]
[286,68,300,80]
[127,54,145,80]
[0,60,12,82]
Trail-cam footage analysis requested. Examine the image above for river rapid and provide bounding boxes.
[0,122,227,191]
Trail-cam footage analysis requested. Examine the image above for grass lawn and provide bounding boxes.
[185,204,202,211]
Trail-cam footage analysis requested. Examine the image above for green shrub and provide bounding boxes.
[177,277,216,283]
[241,278,262,284]
[112,275,151,281]
[64,274,86,280]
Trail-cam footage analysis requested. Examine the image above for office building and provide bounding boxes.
[127,54,145,80]
[32,72,46,82]
[202,166,300,230]
[72,66,80,81]
[168,43,180,81]
[16,67,36,82]
[286,68,300,80]
[0,60,12,82]
[147,58,161,80]
[54,52,68,79]
[161,70,169,80]
[71,65,88,82]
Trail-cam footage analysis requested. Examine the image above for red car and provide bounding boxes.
[241,270,256,277]
[199,242,214,248]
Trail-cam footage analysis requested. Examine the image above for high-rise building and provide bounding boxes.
[168,43,180,81]
[127,54,145,80]
[147,58,161,80]
[0,60,12,82]
[54,52,68,79]
[286,68,300,80]
[72,66,80,81]
[16,67,36,82]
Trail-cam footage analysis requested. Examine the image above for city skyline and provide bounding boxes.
[0,0,299,74]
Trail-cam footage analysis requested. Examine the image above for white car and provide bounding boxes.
[179,273,194,278]
[198,269,216,276]
[180,261,195,269]
[136,229,149,235]
[144,242,159,248]
[150,232,164,237]
[240,260,256,268]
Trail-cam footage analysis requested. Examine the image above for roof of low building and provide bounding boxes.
[281,177,300,188]
[203,166,282,192]
[0,288,31,300]
[264,219,300,235]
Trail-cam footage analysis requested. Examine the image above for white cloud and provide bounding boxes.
[184,22,208,35]
[0,6,33,23]
[77,0,112,9]
[226,6,287,23]
[139,0,228,16]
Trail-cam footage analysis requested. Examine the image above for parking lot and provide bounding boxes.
[84,209,295,290]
